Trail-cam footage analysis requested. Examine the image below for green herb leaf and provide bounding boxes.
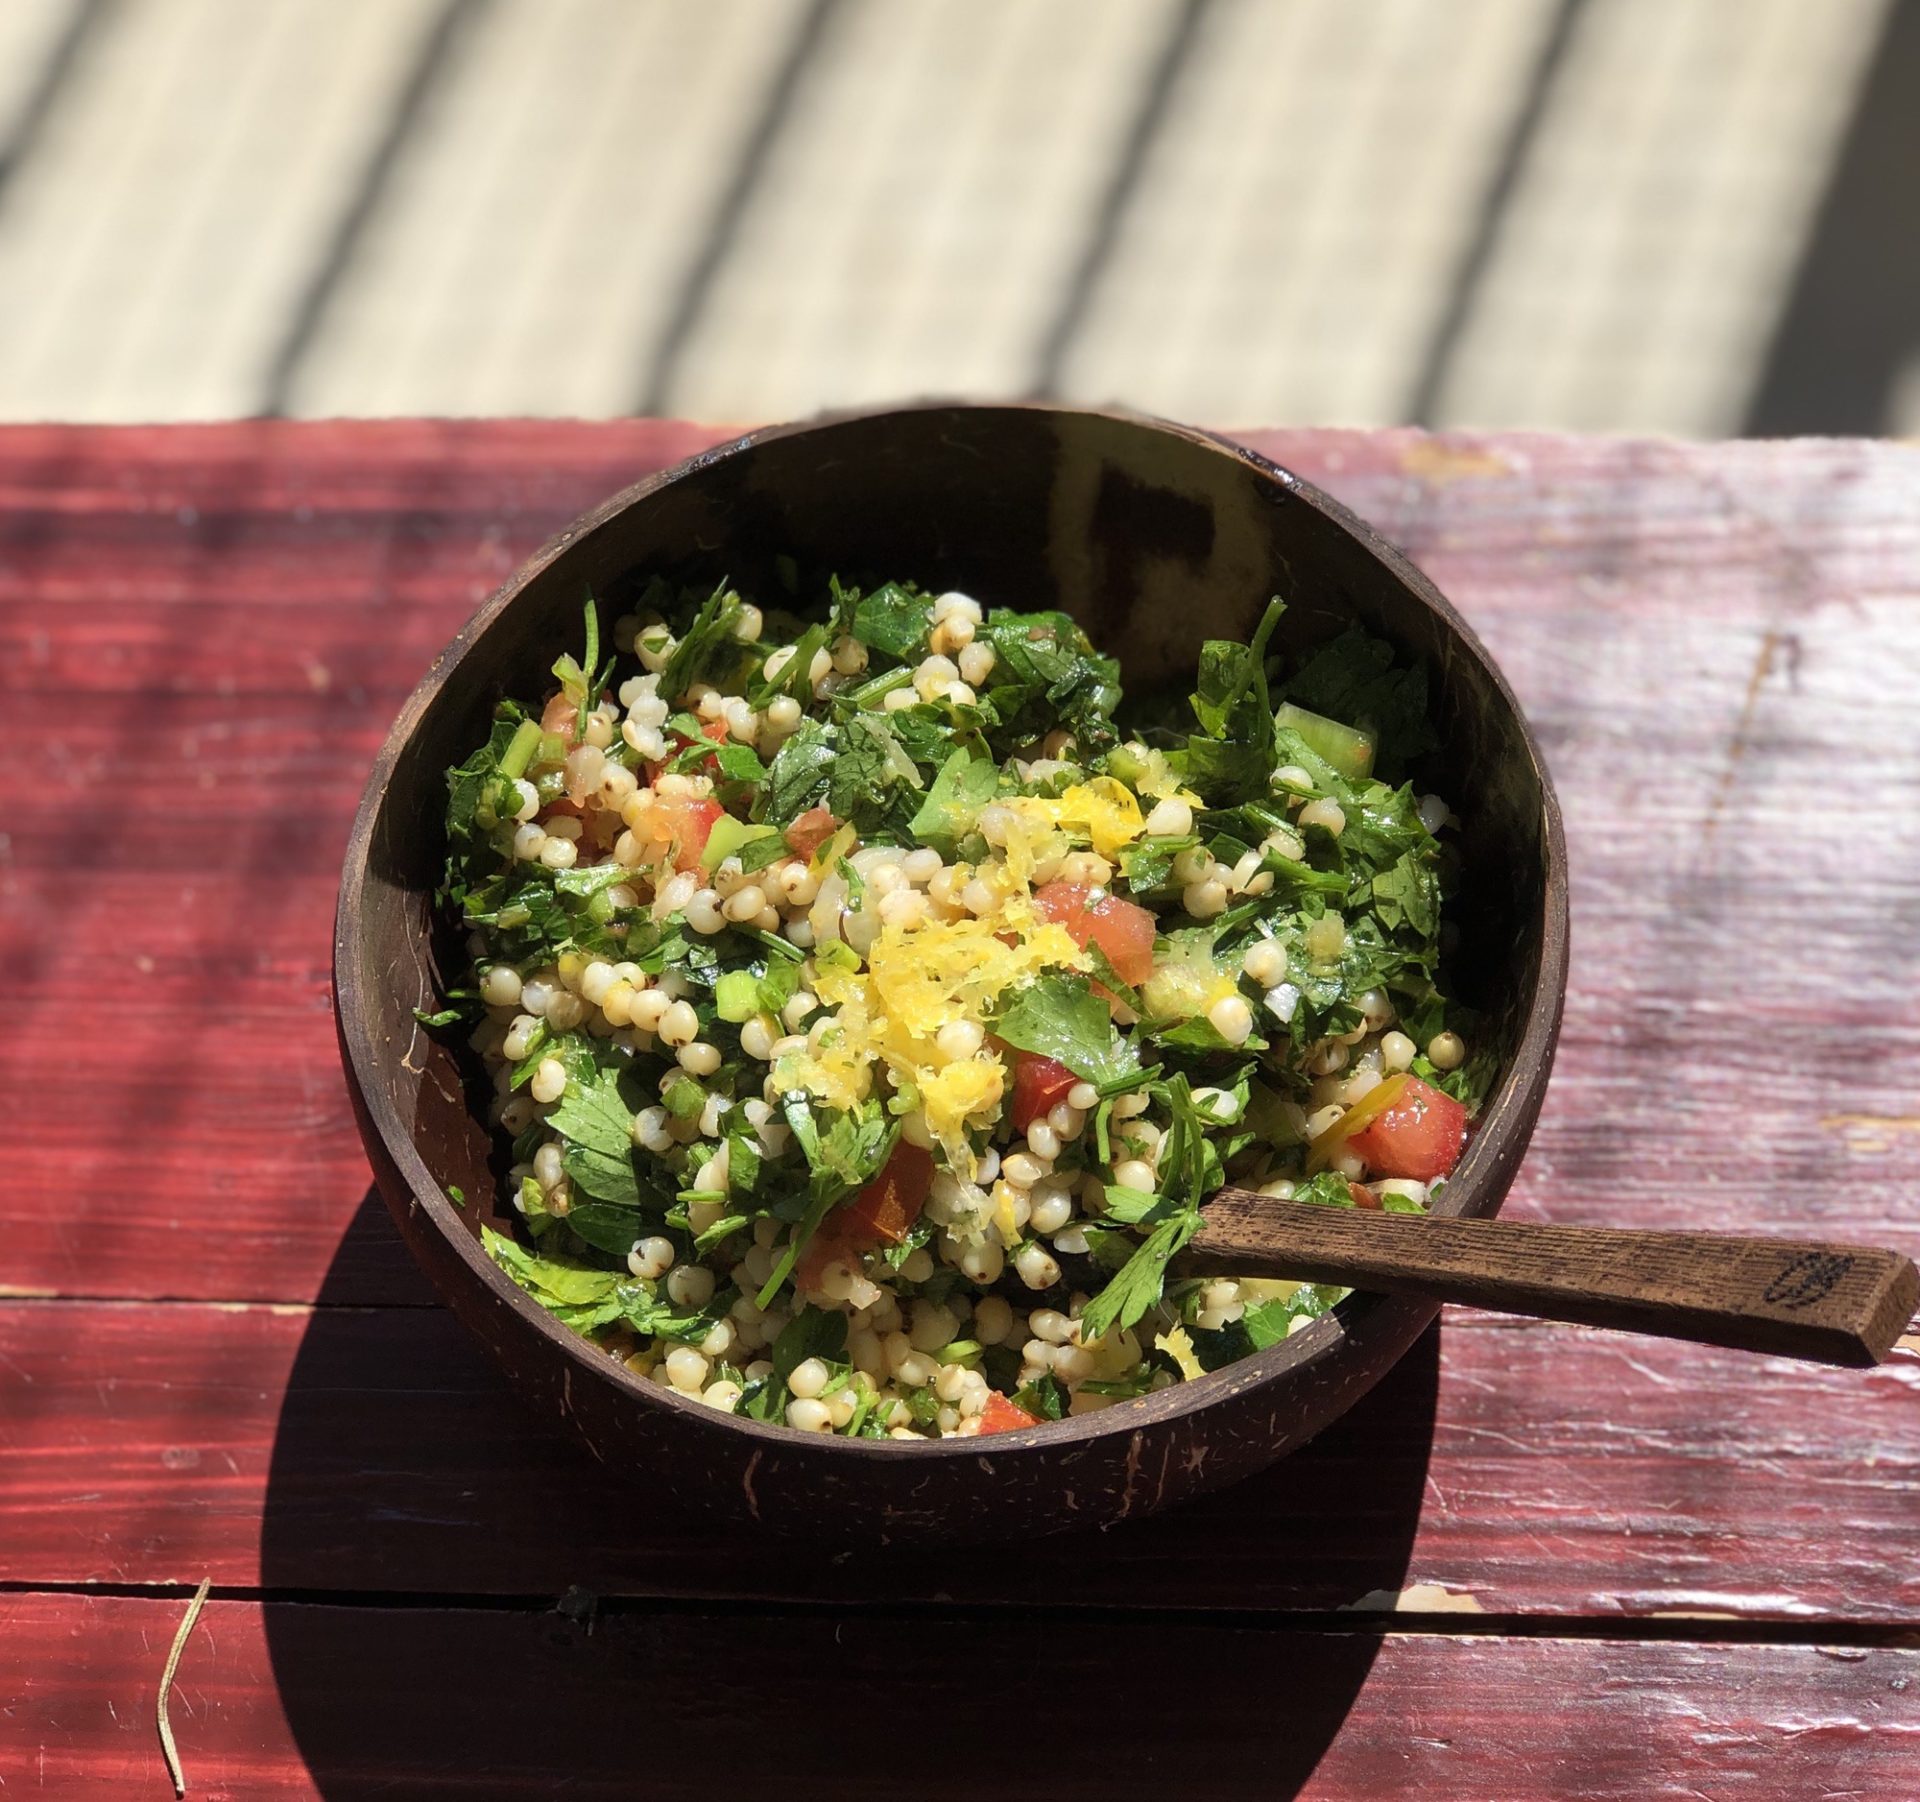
[658,581,746,702]
[1277,623,1439,779]
[1077,1211,1201,1341]
[551,861,634,902]
[564,1202,646,1256]
[1097,1184,1175,1226]
[771,1305,848,1384]
[1010,1371,1069,1421]
[1241,1282,1344,1349]
[483,1225,623,1325]
[442,702,530,876]
[991,973,1141,1087]
[548,1068,641,1205]
[762,718,838,825]
[695,1211,753,1253]
[1294,1170,1361,1209]
[737,830,793,874]
[1371,850,1440,939]
[712,741,769,784]
[756,1095,899,1306]
[975,609,1122,755]
[906,746,1000,854]
[850,580,932,660]
[1174,598,1283,805]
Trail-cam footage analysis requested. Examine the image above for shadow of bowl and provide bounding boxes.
[260,1191,1445,1797]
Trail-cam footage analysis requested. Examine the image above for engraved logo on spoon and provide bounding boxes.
[1763,1251,1854,1309]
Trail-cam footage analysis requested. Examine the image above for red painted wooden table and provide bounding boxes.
[6,421,1920,1799]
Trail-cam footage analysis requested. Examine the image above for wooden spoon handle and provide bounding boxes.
[1184,1190,1920,1366]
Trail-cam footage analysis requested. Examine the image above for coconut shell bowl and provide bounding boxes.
[334,403,1568,1544]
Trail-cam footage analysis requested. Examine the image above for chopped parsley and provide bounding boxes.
[425,571,1485,1441]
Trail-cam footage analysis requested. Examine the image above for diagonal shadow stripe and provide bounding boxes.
[0,0,119,217]
[259,0,492,417]
[1027,0,1213,400]
[1744,0,1919,435]
[632,0,842,418]
[1405,0,1586,429]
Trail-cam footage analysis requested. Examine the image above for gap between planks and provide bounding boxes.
[0,1577,1914,1650]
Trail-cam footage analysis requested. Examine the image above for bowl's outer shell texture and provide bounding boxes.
[336,404,1568,1544]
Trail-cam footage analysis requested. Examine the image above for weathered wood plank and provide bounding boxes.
[6,1591,1916,1800]
[8,424,1920,1307]
[5,1294,1916,1623]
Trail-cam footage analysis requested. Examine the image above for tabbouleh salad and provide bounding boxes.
[424,574,1493,1440]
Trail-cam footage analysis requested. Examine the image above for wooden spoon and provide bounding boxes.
[1180,1189,1919,1367]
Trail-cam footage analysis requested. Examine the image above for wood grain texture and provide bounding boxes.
[6,1294,1918,1624]
[1,421,724,1308]
[8,423,1920,1305]
[7,421,1920,1795]
[3,418,1920,1788]
[1189,1189,1920,1364]
[5,1591,1917,1802]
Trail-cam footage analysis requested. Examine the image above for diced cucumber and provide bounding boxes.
[714,970,763,1022]
[1274,702,1375,779]
[700,814,780,872]
[498,718,543,781]
[1140,925,1238,1020]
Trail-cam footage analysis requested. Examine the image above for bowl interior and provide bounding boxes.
[341,404,1562,1427]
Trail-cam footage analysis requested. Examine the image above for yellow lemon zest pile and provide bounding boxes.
[780,892,1087,1171]
[1124,746,1194,803]
[1154,1324,1205,1381]
[1003,778,1147,860]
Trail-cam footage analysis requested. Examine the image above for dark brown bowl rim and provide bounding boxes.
[334,400,1570,1461]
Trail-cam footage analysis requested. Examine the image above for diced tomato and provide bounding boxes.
[654,794,723,872]
[539,691,580,746]
[1345,1078,1468,1182]
[1347,1179,1380,1210]
[976,1392,1042,1435]
[792,1225,848,1295]
[794,1142,933,1291]
[1033,880,1156,987]
[784,806,841,859]
[843,1141,932,1247]
[1010,1053,1078,1132]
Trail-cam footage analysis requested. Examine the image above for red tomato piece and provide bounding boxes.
[794,1142,933,1291]
[976,1392,1042,1435]
[1345,1078,1468,1181]
[655,795,723,872]
[1033,880,1156,987]
[539,690,580,746]
[1010,1053,1078,1133]
[784,806,841,859]
[843,1141,932,1247]
[793,1221,854,1295]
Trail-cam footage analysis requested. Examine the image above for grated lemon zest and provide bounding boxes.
[778,892,1088,1171]
[993,1181,1020,1241]
[1155,1324,1205,1381]
[1004,779,1146,859]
